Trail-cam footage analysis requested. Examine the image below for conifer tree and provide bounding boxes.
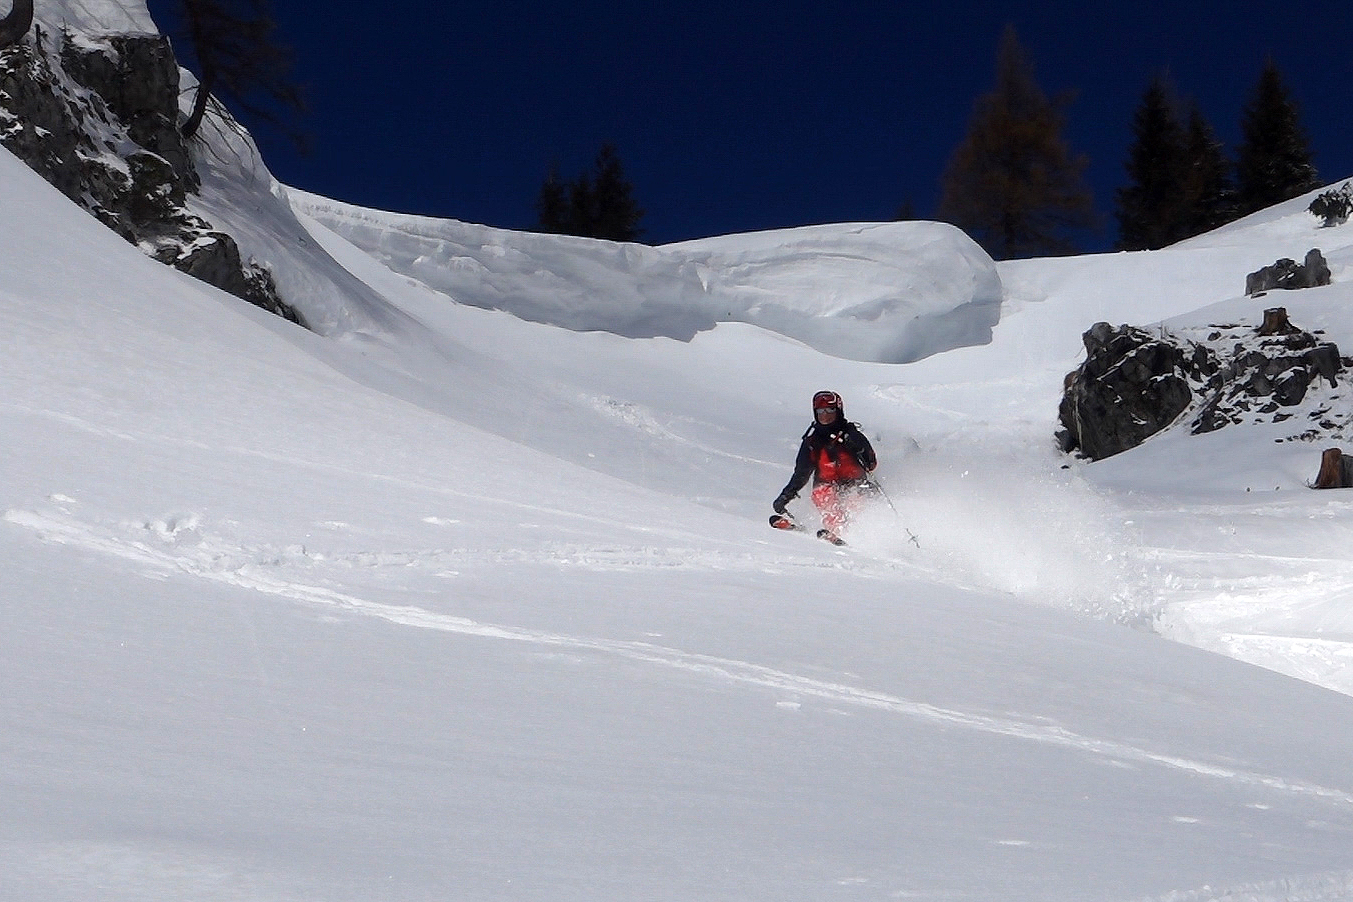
[937,25,1094,259]
[1180,107,1236,237]
[1117,76,1237,249]
[1116,76,1187,251]
[589,144,644,242]
[535,163,568,234]
[534,143,645,242]
[568,172,597,235]
[1235,59,1318,215]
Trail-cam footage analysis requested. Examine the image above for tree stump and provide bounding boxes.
[1258,307,1295,336]
[1314,448,1351,489]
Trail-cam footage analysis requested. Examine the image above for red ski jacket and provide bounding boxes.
[779,420,877,500]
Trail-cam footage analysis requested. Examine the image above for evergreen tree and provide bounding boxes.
[535,163,568,234]
[1117,76,1238,249]
[588,144,644,242]
[1180,106,1236,237]
[937,25,1094,259]
[1235,59,1318,215]
[533,143,645,242]
[1116,76,1187,250]
[568,172,597,235]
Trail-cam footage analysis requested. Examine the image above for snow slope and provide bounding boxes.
[8,4,1353,898]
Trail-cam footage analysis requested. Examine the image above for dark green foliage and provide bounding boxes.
[1235,59,1318,216]
[1180,108,1238,236]
[1116,77,1187,250]
[1309,183,1353,227]
[937,26,1095,259]
[1116,76,1236,250]
[168,0,305,149]
[535,163,568,233]
[535,143,645,242]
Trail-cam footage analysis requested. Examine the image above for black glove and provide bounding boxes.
[772,493,791,514]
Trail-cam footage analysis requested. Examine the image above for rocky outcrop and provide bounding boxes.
[0,26,303,326]
[1246,249,1331,295]
[1189,319,1343,435]
[1056,323,1204,460]
[1059,310,1351,460]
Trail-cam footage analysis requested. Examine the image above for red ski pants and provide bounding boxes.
[811,481,867,532]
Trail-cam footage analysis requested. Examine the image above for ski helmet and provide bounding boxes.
[812,390,843,414]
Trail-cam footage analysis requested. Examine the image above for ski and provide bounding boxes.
[816,527,846,546]
[770,514,846,546]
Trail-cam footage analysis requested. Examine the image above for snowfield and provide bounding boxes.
[7,4,1353,900]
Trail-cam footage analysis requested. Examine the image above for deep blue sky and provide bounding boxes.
[149,1,1353,249]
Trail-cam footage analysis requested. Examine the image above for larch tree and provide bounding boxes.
[937,25,1094,259]
[170,0,304,148]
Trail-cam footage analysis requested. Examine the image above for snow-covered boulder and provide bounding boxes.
[1059,313,1351,460]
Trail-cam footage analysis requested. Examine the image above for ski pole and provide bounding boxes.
[868,475,919,548]
[868,474,900,516]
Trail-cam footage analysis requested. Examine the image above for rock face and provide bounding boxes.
[0,26,303,326]
[1058,312,1351,461]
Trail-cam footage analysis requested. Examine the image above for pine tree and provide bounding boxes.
[1235,59,1318,215]
[937,25,1094,259]
[568,172,597,235]
[1179,107,1236,237]
[535,163,568,234]
[533,143,645,242]
[588,143,644,242]
[1116,76,1187,250]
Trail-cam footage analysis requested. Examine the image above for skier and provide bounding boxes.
[771,390,878,543]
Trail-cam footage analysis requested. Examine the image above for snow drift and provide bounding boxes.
[292,192,1003,363]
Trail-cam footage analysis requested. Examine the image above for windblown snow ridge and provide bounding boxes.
[289,192,1003,364]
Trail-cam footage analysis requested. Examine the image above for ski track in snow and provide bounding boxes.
[1132,870,1353,902]
[9,505,1353,814]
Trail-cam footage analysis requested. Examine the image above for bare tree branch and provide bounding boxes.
[0,0,34,50]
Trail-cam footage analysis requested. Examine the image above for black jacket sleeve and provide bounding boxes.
[846,424,877,472]
[778,434,815,500]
